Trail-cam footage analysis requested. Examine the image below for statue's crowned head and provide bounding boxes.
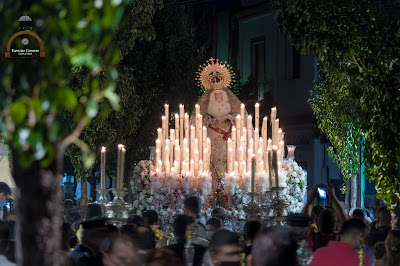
[196,58,235,90]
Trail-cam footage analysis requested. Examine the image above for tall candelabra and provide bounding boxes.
[94,188,110,216]
[105,188,130,227]
[264,187,289,226]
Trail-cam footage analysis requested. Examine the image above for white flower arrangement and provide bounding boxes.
[281,158,307,213]
[130,158,307,227]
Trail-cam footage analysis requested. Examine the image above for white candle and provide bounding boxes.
[231,126,236,161]
[257,148,262,172]
[267,139,272,150]
[271,107,277,122]
[117,144,123,187]
[251,154,256,194]
[198,115,203,160]
[100,147,106,189]
[228,147,233,173]
[185,148,190,167]
[259,137,264,156]
[164,104,169,139]
[236,115,241,152]
[203,148,209,170]
[249,138,254,154]
[262,117,268,151]
[190,159,195,175]
[259,160,264,174]
[194,139,199,155]
[157,160,162,172]
[175,114,179,141]
[272,145,278,187]
[247,148,252,172]
[277,128,282,145]
[175,145,180,173]
[184,113,189,141]
[277,150,282,165]
[156,148,161,166]
[117,147,126,189]
[238,146,243,175]
[240,105,245,132]
[278,141,284,161]
[174,160,179,174]
[195,104,200,118]
[240,137,246,162]
[255,103,260,130]
[181,161,186,174]
[247,115,252,130]
[265,147,271,173]
[202,126,207,162]
[179,105,184,118]
[236,114,241,132]
[254,128,259,153]
[156,139,161,152]
[241,161,246,182]
[165,161,170,175]
[161,116,166,143]
[157,128,162,141]
[199,160,204,173]
[278,161,286,187]
[179,105,184,143]
[165,144,170,171]
[242,128,247,149]
[227,138,232,171]
[190,126,195,159]
[234,161,238,173]
[247,115,252,148]
[274,119,280,145]
[170,129,175,147]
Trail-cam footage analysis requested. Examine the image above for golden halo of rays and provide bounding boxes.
[196,57,236,90]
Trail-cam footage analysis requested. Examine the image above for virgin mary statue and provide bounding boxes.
[193,58,246,189]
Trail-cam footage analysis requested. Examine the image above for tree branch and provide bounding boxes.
[60,115,88,151]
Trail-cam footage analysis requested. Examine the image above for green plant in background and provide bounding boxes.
[63,0,206,205]
[63,0,163,212]
[308,68,362,195]
[0,0,133,264]
[276,0,400,214]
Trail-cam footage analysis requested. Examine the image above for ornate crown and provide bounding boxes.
[196,57,236,90]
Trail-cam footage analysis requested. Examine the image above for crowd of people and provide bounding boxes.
[0,181,399,265]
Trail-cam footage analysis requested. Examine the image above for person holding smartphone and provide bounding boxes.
[0,183,12,221]
[302,184,349,250]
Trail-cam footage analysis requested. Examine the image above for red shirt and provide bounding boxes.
[310,241,372,266]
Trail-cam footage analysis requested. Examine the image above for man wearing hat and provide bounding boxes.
[286,213,311,242]
[69,217,109,266]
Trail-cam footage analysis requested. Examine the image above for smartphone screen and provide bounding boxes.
[317,187,327,200]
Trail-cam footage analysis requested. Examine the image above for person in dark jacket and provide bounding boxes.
[166,215,207,266]
[69,217,109,266]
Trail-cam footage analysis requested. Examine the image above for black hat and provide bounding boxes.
[79,217,108,231]
[286,213,311,227]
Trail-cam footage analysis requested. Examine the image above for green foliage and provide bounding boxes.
[63,0,163,184]
[308,68,362,193]
[0,0,132,169]
[63,1,206,187]
[276,0,400,203]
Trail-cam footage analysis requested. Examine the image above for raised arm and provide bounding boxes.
[302,185,317,216]
[326,184,349,229]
